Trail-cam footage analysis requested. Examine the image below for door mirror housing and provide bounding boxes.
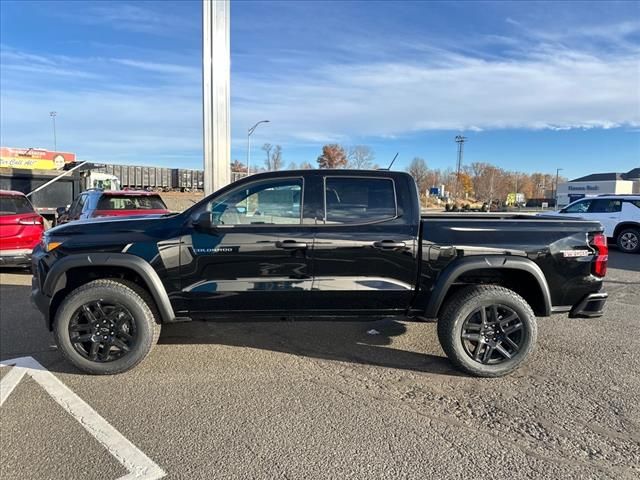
[193,211,216,231]
[56,206,67,216]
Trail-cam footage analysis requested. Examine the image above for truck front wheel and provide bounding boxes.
[53,279,161,375]
[437,285,537,377]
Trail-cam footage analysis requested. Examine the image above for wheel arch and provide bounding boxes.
[423,256,552,319]
[613,221,640,238]
[44,253,176,329]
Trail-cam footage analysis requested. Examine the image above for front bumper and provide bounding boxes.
[569,292,608,318]
[0,248,32,267]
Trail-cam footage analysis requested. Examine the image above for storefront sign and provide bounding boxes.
[0,147,76,170]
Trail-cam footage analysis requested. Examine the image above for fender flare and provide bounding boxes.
[423,255,552,318]
[43,253,176,323]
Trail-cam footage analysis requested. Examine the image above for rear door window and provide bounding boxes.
[98,195,167,210]
[324,177,397,224]
[0,195,34,214]
[589,199,622,213]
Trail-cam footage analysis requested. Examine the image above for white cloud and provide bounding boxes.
[233,47,640,142]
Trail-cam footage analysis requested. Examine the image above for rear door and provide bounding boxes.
[587,199,622,237]
[181,176,314,315]
[307,175,418,314]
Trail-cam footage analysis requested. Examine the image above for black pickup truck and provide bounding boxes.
[31,169,609,377]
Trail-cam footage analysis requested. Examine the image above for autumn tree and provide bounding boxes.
[317,144,348,169]
[230,159,247,173]
[347,145,375,169]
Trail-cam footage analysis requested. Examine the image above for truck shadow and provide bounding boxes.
[158,318,460,377]
[607,249,640,273]
[0,279,458,377]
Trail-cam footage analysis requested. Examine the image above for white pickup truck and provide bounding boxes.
[546,195,640,253]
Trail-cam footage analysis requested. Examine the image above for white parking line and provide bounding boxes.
[0,356,166,480]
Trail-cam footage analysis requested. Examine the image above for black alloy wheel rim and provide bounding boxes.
[68,301,137,362]
[461,304,524,365]
[620,232,638,251]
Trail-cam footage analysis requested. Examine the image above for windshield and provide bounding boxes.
[0,195,34,215]
[97,195,167,211]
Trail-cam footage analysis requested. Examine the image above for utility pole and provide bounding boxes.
[246,120,269,176]
[49,111,57,151]
[202,0,231,195]
[554,168,563,207]
[454,135,466,200]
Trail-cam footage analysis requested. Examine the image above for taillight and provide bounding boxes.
[591,232,608,277]
[18,216,43,226]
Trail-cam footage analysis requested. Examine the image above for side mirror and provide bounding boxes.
[56,206,67,216]
[193,211,215,231]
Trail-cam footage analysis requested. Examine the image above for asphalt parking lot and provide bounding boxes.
[1,250,639,479]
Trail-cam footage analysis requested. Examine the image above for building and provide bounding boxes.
[556,167,640,207]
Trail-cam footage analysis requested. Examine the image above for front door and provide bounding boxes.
[181,176,314,316]
[307,175,418,314]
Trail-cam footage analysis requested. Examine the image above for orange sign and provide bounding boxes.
[0,147,76,170]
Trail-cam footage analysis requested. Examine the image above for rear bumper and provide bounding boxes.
[0,248,32,266]
[569,292,608,318]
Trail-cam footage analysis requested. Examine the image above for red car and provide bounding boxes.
[0,190,45,266]
[57,190,170,224]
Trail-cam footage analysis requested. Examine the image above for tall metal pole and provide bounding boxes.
[554,168,563,207]
[246,120,269,176]
[454,135,466,200]
[49,111,57,151]
[203,0,231,196]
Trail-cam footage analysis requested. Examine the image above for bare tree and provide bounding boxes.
[317,144,348,169]
[262,144,283,171]
[347,145,375,169]
[299,161,314,170]
[406,157,429,194]
[287,161,297,170]
[262,143,273,170]
[230,159,247,173]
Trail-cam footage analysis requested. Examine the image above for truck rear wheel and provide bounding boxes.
[437,285,537,377]
[53,279,161,375]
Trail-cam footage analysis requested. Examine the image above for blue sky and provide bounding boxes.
[1,0,639,179]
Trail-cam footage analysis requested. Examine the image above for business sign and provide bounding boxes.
[0,147,76,170]
[568,185,600,192]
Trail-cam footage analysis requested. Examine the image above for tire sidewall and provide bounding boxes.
[446,291,536,376]
[54,283,154,374]
[617,228,640,253]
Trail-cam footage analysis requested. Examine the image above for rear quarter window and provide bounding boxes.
[98,195,167,210]
[0,195,34,215]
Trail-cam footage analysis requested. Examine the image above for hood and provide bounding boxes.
[48,213,177,236]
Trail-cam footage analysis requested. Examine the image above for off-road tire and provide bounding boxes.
[437,285,537,377]
[616,228,640,254]
[54,279,161,375]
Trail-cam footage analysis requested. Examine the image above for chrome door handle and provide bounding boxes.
[276,240,308,249]
[373,240,406,249]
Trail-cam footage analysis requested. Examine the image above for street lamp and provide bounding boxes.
[49,111,57,151]
[554,168,563,208]
[246,120,270,175]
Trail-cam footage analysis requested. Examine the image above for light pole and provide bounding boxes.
[554,168,563,208]
[454,135,466,200]
[49,111,57,151]
[246,120,269,175]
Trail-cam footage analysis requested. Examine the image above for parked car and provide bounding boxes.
[0,190,45,266]
[32,170,608,377]
[57,189,170,224]
[544,195,640,253]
